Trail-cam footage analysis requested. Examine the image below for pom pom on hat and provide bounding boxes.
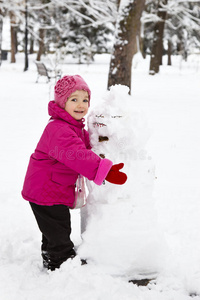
[54,75,91,109]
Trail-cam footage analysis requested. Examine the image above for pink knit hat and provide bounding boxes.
[54,75,91,109]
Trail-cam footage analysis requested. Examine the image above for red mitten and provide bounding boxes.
[105,163,127,185]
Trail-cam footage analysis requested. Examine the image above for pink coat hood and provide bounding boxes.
[21,101,112,207]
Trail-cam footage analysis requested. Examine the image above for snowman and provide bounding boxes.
[78,85,167,281]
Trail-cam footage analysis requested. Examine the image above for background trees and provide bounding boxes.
[0,0,200,82]
[0,0,117,64]
[145,0,200,75]
[149,0,168,75]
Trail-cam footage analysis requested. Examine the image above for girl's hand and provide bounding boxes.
[105,163,127,185]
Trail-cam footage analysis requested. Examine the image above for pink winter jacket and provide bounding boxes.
[21,101,113,207]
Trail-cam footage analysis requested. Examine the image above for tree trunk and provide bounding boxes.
[14,29,18,53]
[0,17,3,66]
[24,0,29,72]
[107,0,145,94]
[149,0,168,75]
[29,36,34,54]
[167,39,172,65]
[116,0,121,10]
[139,36,146,59]
[36,0,50,61]
[10,26,16,63]
[10,12,16,63]
[36,28,45,61]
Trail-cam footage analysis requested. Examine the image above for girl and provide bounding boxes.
[21,75,127,271]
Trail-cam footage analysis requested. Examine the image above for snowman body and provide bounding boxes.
[79,85,166,277]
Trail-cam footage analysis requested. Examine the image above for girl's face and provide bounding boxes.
[64,90,89,120]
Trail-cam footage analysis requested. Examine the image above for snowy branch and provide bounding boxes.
[141,12,165,24]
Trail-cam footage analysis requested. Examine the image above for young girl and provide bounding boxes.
[21,75,127,271]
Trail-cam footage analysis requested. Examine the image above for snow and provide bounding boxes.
[119,0,134,14]
[0,52,200,299]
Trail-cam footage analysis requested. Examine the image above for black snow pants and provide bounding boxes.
[29,202,75,270]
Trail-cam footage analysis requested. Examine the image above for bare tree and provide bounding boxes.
[107,0,146,94]
[36,27,46,61]
[7,0,24,63]
[24,0,28,71]
[167,39,172,65]
[149,0,168,75]
[10,11,17,63]
[0,13,3,65]
[0,0,7,65]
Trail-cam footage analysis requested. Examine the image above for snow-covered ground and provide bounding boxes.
[0,52,200,300]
